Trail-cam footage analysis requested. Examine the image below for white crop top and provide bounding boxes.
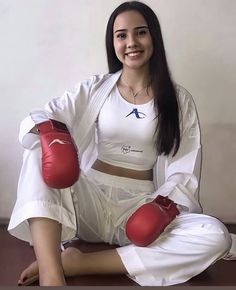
[96,86,158,170]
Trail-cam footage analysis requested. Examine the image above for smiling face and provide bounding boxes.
[113,10,154,72]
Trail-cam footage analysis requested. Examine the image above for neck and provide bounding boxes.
[120,67,150,91]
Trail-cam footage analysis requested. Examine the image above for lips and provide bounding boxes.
[125,50,143,57]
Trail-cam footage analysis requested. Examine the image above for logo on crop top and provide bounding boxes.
[121,145,143,154]
[126,108,146,119]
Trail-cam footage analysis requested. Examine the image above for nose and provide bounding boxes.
[127,34,138,48]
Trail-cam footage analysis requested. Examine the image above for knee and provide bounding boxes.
[205,218,232,258]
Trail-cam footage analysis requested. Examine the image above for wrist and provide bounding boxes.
[36,119,69,134]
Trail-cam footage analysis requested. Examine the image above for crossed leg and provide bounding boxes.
[18,217,127,286]
[27,217,66,286]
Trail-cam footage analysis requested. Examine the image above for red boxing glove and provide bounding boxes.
[125,195,179,246]
[36,119,80,189]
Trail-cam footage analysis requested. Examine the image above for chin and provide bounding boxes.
[124,61,150,71]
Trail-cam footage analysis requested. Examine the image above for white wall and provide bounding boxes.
[0,0,235,223]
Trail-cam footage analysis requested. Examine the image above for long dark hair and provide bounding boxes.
[105,1,180,156]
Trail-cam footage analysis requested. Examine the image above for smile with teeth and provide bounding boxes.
[126,51,143,57]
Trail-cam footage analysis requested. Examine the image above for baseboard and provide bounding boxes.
[0,218,9,225]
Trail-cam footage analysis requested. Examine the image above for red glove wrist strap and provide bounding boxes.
[154,195,180,218]
[36,119,69,134]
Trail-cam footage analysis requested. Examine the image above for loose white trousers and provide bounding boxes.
[8,146,232,286]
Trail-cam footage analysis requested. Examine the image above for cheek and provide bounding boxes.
[146,39,154,56]
[149,44,154,56]
[114,41,124,56]
[113,39,118,52]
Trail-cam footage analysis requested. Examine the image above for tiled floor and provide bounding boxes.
[0,224,235,286]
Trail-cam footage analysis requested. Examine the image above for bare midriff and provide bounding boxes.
[91,159,153,181]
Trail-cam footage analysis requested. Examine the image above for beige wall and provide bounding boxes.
[0,0,235,222]
[201,123,236,222]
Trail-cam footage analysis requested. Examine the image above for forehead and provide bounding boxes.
[113,10,147,31]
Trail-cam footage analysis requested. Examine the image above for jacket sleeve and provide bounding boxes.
[18,75,101,150]
[153,85,202,213]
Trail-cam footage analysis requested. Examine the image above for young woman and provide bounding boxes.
[8,1,231,286]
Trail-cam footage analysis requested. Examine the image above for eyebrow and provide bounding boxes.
[114,25,149,34]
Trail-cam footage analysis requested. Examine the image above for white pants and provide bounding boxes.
[8,146,232,286]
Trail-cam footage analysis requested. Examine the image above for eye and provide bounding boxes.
[116,32,127,39]
[137,29,148,37]
[139,30,147,35]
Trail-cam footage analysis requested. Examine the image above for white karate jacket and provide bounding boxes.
[19,70,202,215]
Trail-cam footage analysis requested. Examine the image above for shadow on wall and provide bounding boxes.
[200,123,236,223]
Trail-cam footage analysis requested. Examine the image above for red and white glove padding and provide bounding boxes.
[125,195,180,246]
[36,119,80,189]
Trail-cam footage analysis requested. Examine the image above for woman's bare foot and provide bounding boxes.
[18,260,39,286]
[18,247,83,286]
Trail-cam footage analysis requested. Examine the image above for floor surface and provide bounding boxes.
[0,224,235,286]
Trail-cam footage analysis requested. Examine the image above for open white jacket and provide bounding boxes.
[19,70,202,214]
